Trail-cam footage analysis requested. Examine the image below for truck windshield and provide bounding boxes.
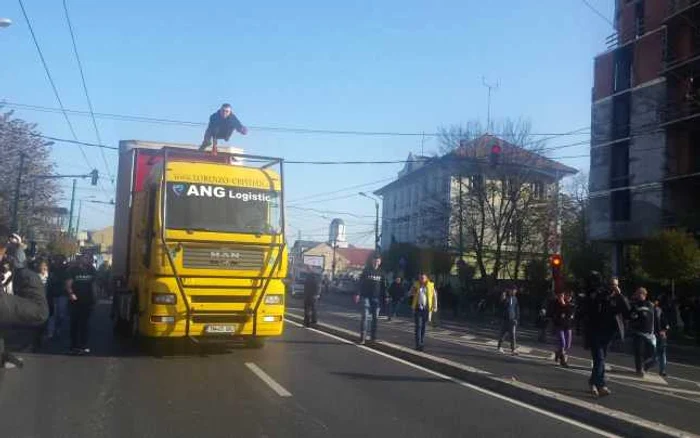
[165,182,282,234]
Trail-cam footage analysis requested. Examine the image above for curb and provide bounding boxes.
[286,312,698,438]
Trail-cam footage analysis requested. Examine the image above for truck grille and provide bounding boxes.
[182,246,265,270]
[191,295,252,304]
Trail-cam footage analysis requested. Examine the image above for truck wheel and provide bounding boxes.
[246,337,266,349]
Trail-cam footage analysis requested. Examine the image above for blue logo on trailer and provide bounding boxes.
[172,183,186,196]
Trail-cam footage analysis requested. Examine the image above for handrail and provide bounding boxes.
[160,148,194,340]
[251,242,286,336]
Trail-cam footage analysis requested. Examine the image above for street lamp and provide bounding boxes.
[359,192,381,252]
[0,18,12,28]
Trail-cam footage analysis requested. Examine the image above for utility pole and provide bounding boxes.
[458,173,464,259]
[67,179,77,237]
[11,152,26,232]
[374,200,380,252]
[75,199,83,241]
[482,77,499,133]
[331,238,337,281]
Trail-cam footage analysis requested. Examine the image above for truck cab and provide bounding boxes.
[112,141,287,347]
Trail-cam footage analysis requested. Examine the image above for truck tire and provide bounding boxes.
[246,337,266,349]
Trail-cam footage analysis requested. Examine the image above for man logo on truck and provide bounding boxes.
[209,251,243,266]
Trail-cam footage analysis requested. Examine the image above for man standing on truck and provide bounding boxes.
[66,254,97,355]
[199,103,248,153]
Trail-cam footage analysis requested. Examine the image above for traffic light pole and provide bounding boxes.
[68,179,77,237]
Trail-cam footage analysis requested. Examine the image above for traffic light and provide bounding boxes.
[90,169,99,186]
[550,254,563,294]
[489,142,502,167]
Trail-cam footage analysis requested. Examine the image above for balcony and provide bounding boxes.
[605,19,646,49]
[660,100,700,126]
[667,0,700,21]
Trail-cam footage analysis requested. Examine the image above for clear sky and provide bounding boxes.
[1,0,614,247]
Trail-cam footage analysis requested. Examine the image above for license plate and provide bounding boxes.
[205,325,237,334]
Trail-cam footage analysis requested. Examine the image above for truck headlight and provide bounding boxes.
[264,294,284,305]
[152,293,177,305]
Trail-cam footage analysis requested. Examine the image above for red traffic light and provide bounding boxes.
[550,254,562,267]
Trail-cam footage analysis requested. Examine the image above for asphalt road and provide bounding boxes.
[289,293,700,435]
[0,303,611,438]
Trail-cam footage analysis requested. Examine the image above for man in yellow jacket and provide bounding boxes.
[411,273,437,351]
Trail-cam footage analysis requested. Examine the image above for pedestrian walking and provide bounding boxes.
[654,300,670,377]
[410,273,437,351]
[497,286,520,355]
[66,254,97,355]
[630,287,658,377]
[31,259,50,350]
[355,253,385,344]
[199,103,248,153]
[303,271,321,327]
[551,290,575,367]
[0,235,49,369]
[387,276,404,321]
[47,256,69,339]
[583,272,630,397]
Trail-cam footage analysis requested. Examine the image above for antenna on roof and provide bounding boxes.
[482,76,500,133]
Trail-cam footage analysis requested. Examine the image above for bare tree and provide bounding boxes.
[424,118,567,282]
[0,107,60,241]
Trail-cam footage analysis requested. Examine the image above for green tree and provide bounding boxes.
[639,229,700,294]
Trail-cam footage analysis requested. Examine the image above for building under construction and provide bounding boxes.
[588,0,700,273]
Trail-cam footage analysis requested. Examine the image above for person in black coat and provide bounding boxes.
[303,272,321,327]
[583,272,630,397]
[0,236,49,368]
[199,103,248,152]
[355,254,386,344]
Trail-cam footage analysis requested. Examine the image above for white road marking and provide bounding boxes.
[460,334,476,340]
[285,318,619,438]
[245,363,292,398]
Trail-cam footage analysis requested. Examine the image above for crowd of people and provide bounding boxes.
[302,253,698,399]
[0,232,111,369]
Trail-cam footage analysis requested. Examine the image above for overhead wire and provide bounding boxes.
[16,0,111,198]
[61,0,114,186]
[3,101,591,138]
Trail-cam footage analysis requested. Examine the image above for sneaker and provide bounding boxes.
[635,371,646,378]
[660,371,668,377]
[498,347,505,354]
[511,350,519,356]
[358,339,366,345]
[590,386,599,398]
[598,386,612,397]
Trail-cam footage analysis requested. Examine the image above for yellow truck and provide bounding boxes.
[111,140,287,347]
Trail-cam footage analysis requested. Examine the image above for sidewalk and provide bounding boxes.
[288,296,700,436]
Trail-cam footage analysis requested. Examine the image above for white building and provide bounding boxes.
[375,136,577,253]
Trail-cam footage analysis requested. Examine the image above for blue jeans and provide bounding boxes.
[589,337,610,388]
[414,308,429,348]
[657,338,668,375]
[360,298,379,341]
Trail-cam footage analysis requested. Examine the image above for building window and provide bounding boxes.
[613,46,632,93]
[532,182,545,199]
[635,1,645,37]
[612,93,631,139]
[611,189,631,222]
[610,141,630,188]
